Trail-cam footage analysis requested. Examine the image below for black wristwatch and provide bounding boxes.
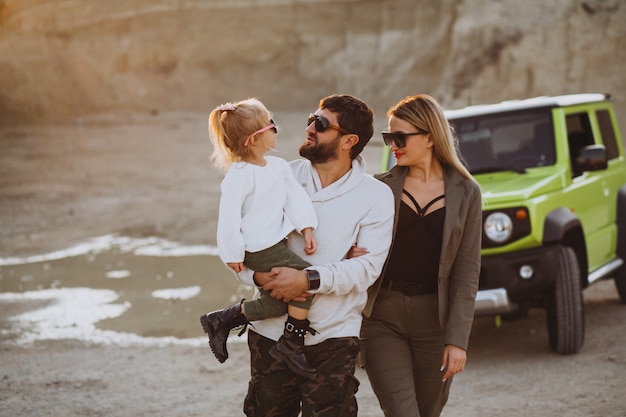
[306,269,320,291]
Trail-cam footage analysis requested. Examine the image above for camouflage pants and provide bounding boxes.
[244,331,360,417]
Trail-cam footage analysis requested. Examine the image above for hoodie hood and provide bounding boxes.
[290,155,367,203]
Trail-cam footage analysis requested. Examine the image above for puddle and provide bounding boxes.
[0,236,254,344]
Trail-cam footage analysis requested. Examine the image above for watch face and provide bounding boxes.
[307,270,320,290]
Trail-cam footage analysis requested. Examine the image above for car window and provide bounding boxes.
[597,109,619,160]
[451,109,555,174]
[566,113,595,177]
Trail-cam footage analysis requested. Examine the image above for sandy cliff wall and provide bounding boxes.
[0,0,625,127]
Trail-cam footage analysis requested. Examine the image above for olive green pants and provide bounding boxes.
[242,239,312,321]
[361,289,452,417]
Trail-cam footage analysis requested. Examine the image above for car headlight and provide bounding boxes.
[484,212,513,243]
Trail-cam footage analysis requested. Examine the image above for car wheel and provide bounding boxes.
[615,267,626,303]
[616,188,626,304]
[545,246,584,354]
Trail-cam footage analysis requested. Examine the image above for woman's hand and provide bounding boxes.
[345,245,369,259]
[440,344,467,382]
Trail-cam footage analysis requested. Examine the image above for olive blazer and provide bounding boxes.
[364,164,482,350]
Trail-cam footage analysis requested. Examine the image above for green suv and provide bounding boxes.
[381,94,626,354]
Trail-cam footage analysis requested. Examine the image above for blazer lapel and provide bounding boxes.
[376,165,407,237]
[439,167,465,281]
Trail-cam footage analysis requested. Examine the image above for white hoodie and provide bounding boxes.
[237,156,394,344]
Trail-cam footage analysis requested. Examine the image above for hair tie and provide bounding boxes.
[219,103,237,112]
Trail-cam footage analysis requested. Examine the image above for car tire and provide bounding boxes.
[615,267,626,303]
[616,186,626,303]
[545,246,585,354]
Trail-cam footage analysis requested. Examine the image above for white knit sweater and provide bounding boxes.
[216,156,317,264]
[237,156,394,344]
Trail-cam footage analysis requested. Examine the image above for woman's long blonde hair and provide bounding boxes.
[208,98,272,172]
[388,94,473,180]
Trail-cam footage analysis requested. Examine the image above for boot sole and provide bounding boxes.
[269,345,317,380]
[200,315,227,363]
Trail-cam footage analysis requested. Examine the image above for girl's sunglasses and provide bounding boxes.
[244,119,277,146]
[307,114,350,135]
[381,130,428,148]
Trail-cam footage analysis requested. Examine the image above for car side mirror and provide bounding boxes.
[575,144,607,172]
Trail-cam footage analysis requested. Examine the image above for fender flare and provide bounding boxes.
[543,207,582,244]
[543,207,588,286]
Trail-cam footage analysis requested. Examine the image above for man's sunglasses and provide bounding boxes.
[381,130,429,148]
[307,114,350,135]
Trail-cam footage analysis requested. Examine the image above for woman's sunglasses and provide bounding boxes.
[307,114,350,135]
[381,130,428,148]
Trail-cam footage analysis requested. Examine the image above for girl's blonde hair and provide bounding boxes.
[208,98,272,172]
[388,94,473,180]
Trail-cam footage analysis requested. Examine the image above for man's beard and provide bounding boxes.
[299,133,341,164]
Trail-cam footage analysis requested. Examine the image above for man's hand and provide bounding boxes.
[262,267,312,302]
[253,270,274,287]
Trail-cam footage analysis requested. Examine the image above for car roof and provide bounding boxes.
[445,93,608,119]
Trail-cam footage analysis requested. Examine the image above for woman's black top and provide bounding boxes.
[381,190,445,294]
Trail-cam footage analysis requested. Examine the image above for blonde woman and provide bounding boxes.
[362,94,482,417]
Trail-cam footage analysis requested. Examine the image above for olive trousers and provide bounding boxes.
[361,289,452,417]
[242,239,312,321]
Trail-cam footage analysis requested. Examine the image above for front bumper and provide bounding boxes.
[474,245,560,316]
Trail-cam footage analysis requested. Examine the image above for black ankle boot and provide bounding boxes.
[200,300,248,363]
[269,317,317,379]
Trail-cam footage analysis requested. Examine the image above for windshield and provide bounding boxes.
[450,109,556,175]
